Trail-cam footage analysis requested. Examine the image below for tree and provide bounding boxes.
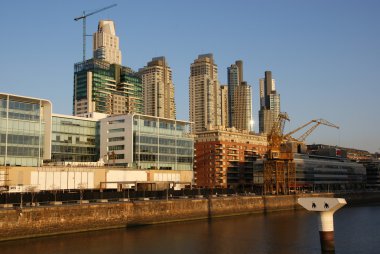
[25,185,39,206]
[77,183,87,204]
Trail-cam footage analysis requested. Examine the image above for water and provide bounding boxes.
[1,205,379,254]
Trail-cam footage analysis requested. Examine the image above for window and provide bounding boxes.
[108,136,125,142]
[108,128,125,133]
[114,154,125,159]
[108,145,125,151]
[108,119,125,124]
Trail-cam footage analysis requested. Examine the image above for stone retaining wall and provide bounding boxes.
[1,192,378,241]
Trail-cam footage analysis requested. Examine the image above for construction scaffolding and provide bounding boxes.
[264,160,295,195]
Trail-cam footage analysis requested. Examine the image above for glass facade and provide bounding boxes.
[51,115,99,162]
[0,94,50,166]
[133,115,194,170]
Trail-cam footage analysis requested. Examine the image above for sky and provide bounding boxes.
[0,0,379,153]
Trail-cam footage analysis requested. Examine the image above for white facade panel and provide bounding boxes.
[38,172,46,190]
[106,170,147,188]
[53,172,61,189]
[46,172,54,190]
[88,172,94,189]
[18,170,96,191]
[60,172,68,189]
[68,172,75,189]
[31,172,39,188]
[75,172,82,188]
[153,173,180,182]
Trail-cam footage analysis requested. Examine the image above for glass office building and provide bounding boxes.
[100,114,194,170]
[51,114,100,163]
[0,93,52,166]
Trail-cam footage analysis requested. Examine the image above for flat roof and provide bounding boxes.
[105,113,193,125]
[52,113,99,122]
[0,92,52,105]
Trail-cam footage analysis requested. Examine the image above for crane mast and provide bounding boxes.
[74,4,117,63]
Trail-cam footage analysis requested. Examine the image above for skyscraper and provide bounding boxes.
[227,60,253,132]
[233,82,253,131]
[73,20,144,116]
[259,71,280,133]
[227,62,240,126]
[220,85,229,127]
[139,57,176,119]
[189,54,221,133]
[93,20,122,65]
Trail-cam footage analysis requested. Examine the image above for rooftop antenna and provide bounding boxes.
[74,4,117,63]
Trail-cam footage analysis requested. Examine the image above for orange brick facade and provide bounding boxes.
[194,129,267,188]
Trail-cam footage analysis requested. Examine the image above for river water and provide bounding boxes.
[1,205,379,254]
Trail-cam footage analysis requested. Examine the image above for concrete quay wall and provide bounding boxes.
[2,192,378,242]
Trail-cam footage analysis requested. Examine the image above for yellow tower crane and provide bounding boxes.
[263,114,339,195]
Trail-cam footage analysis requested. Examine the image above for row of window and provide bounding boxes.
[53,118,98,129]
[108,136,125,142]
[136,145,192,156]
[136,119,187,131]
[0,146,41,157]
[0,99,40,112]
[108,145,124,151]
[135,135,193,148]
[135,154,193,163]
[51,154,99,162]
[108,119,125,124]
[53,135,96,145]
[109,128,125,133]
[0,134,40,145]
[52,145,97,154]
[0,111,40,121]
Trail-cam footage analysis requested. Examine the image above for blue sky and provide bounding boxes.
[1,0,379,153]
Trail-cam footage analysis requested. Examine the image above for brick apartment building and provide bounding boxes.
[194,127,267,189]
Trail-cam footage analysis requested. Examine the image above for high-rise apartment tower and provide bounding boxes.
[220,85,229,127]
[189,54,221,133]
[258,71,280,133]
[227,62,240,126]
[139,57,176,119]
[227,60,253,132]
[233,82,253,131]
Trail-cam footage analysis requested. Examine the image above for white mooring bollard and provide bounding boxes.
[298,197,346,252]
